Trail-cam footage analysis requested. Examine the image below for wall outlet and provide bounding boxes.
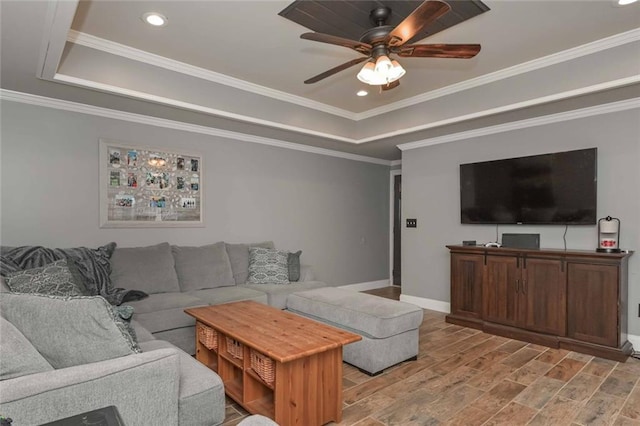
[406,218,417,228]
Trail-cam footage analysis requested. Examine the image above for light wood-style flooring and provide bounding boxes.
[223,287,640,425]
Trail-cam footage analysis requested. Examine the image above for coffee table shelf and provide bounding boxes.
[186,301,361,426]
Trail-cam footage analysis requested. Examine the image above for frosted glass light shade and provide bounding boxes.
[357,57,406,86]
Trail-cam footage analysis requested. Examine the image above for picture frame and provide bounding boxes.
[99,139,204,228]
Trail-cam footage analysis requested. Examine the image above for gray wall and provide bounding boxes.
[0,101,390,286]
[402,108,640,335]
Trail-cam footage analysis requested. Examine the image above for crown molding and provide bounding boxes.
[358,28,640,120]
[390,160,402,167]
[52,70,640,147]
[67,30,359,121]
[0,89,391,166]
[358,75,640,144]
[53,73,360,144]
[67,28,640,122]
[397,97,640,151]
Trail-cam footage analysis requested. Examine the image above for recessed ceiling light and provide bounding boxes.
[356,90,368,97]
[617,0,637,5]
[142,12,168,27]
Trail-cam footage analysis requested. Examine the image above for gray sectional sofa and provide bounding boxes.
[1,240,321,425]
[113,241,327,354]
[0,291,226,426]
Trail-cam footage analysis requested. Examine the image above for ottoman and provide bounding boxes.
[286,287,423,375]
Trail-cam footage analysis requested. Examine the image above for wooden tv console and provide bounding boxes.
[446,245,633,361]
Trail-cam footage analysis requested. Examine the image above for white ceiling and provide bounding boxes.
[1,0,639,161]
[69,0,640,112]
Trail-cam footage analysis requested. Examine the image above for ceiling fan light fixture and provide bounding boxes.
[374,55,393,74]
[357,57,405,86]
[388,60,406,81]
[357,61,382,85]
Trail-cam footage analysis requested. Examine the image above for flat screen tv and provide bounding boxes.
[460,148,597,225]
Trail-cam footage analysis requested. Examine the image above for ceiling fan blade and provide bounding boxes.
[300,32,372,55]
[395,44,481,58]
[381,80,400,91]
[387,0,451,47]
[304,57,369,84]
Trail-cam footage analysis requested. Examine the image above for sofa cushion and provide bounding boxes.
[225,241,274,284]
[127,293,206,334]
[247,247,289,284]
[0,316,54,380]
[111,243,180,294]
[127,292,204,314]
[131,319,155,343]
[5,259,86,297]
[172,242,234,291]
[240,281,327,309]
[288,250,302,282]
[0,293,140,369]
[187,287,268,306]
[138,340,225,426]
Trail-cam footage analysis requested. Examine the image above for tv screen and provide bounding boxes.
[460,148,597,225]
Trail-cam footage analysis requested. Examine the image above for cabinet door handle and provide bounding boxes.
[516,279,520,293]
[523,280,527,294]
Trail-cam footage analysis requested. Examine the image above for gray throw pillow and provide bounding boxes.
[110,243,180,294]
[247,247,290,284]
[288,251,302,282]
[225,241,275,284]
[0,316,54,380]
[0,293,140,369]
[6,259,86,296]
[172,242,235,291]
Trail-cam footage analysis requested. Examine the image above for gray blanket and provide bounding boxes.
[0,244,147,305]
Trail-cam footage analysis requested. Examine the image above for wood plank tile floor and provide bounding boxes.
[223,287,640,425]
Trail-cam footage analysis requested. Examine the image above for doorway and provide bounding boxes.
[390,171,401,286]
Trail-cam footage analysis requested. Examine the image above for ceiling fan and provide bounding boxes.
[300,0,481,90]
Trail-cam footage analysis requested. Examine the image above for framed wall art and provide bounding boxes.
[99,139,204,228]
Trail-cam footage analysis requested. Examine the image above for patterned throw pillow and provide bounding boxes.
[6,259,86,296]
[247,247,290,284]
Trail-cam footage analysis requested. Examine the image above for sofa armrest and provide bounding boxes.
[0,348,180,425]
[299,264,315,282]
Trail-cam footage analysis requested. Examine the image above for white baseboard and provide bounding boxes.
[628,334,640,352]
[338,280,390,292]
[400,294,451,313]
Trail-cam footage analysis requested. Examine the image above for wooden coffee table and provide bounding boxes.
[185,301,361,426]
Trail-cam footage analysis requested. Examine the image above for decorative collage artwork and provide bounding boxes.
[101,140,202,227]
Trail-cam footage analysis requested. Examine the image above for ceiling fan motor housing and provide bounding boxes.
[370,6,392,26]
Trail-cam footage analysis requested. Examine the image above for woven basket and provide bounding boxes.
[251,350,275,385]
[226,337,244,360]
[197,323,218,351]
